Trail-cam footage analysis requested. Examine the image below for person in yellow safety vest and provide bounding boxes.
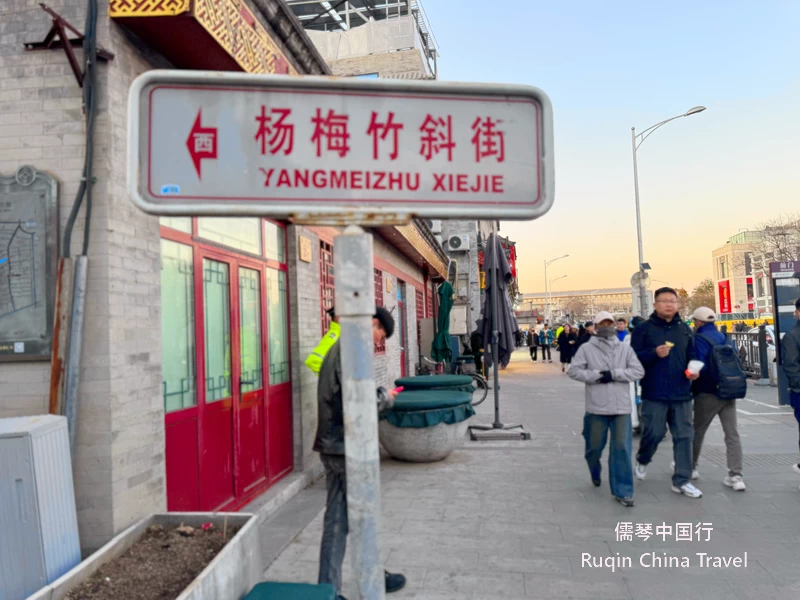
[305,308,340,375]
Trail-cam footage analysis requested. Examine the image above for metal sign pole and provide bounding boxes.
[334,225,385,600]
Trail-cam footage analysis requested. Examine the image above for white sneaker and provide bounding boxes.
[634,463,647,480]
[671,461,700,480]
[724,475,746,491]
[672,482,703,498]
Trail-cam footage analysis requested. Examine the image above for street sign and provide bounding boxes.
[127,70,554,224]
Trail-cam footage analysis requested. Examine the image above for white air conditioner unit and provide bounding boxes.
[429,220,443,234]
[447,234,470,251]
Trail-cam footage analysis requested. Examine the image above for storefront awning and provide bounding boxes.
[375,220,448,279]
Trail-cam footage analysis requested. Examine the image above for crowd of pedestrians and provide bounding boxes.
[547,286,760,507]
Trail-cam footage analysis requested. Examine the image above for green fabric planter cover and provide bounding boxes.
[395,375,473,393]
[382,390,475,428]
[244,582,336,600]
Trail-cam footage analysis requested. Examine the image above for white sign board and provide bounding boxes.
[128,70,554,223]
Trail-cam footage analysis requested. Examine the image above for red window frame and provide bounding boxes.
[319,240,334,335]
[374,268,385,354]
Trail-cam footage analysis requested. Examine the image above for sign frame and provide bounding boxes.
[127,70,554,224]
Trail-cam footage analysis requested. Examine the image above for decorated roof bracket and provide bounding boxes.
[24,3,115,88]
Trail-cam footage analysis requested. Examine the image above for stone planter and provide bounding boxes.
[27,513,260,600]
[379,418,471,463]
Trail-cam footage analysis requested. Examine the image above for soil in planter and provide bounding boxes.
[66,523,240,600]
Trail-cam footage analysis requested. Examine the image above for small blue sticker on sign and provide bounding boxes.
[161,185,180,195]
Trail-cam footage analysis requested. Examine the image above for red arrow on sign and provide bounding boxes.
[186,109,217,179]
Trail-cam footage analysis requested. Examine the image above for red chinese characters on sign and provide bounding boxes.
[471,116,505,163]
[254,106,294,156]
[419,115,455,161]
[311,109,351,158]
[186,109,217,179]
[366,111,403,160]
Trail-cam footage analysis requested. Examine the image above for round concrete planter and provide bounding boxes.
[379,417,471,463]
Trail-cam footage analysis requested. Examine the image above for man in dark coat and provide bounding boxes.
[527,327,539,362]
[783,298,800,490]
[315,307,406,598]
[632,287,701,498]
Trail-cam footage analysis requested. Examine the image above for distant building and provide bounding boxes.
[520,288,634,323]
[711,231,760,322]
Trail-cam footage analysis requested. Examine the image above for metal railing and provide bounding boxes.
[729,326,770,380]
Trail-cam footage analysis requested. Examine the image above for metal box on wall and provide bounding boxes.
[0,415,80,600]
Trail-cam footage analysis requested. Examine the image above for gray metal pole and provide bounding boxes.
[631,127,648,317]
[65,256,88,459]
[334,225,385,600]
[491,231,501,428]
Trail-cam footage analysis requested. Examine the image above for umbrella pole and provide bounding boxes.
[469,229,530,440]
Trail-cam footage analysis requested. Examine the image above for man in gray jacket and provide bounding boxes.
[315,307,406,599]
[569,311,645,507]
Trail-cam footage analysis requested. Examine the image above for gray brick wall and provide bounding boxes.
[0,0,167,552]
[287,224,323,472]
[442,220,481,333]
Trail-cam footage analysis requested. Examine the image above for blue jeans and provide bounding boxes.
[792,392,800,454]
[636,399,694,486]
[319,454,348,593]
[583,413,633,499]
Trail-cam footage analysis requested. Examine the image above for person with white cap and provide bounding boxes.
[689,306,747,491]
[569,311,645,507]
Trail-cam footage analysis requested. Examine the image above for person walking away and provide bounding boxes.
[556,324,564,341]
[576,321,595,351]
[632,287,703,498]
[616,318,628,342]
[305,308,340,375]
[569,312,645,507]
[315,307,406,599]
[689,307,747,491]
[539,325,553,363]
[471,327,485,377]
[558,324,578,373]
[782,298,800,489]
[527,327,539,362]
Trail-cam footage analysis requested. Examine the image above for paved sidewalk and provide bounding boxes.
[263,349,800,599]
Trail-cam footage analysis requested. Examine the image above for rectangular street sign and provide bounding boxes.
[127,70,554,223]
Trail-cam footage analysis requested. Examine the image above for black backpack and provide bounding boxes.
[697,333,747,400]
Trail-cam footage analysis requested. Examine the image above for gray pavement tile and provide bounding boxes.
[423,570,526,596]
[522,540,611,558]
[522,574,631,599]
[483,554,573,576]
[731,580,800,600]
[387,546,480,570]
[624,579,735,600]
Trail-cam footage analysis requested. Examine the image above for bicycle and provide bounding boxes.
[453,359,489,407]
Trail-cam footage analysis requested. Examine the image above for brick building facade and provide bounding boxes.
[0,0,446,553]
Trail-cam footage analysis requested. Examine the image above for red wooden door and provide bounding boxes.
[265,268,293,481]
[235,263,268,496]
[197,250,236,510]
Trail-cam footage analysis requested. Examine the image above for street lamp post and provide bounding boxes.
[549,274,567,322]
[544,254,569,324]
[631,106,706,317]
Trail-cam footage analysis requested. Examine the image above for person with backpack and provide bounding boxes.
[782,298,800,489]
[527,327,539,362]
[690,307,747,491]
[631,287,702,498]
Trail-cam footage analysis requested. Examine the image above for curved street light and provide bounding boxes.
[543,255,569,324]
[631,106,706,317]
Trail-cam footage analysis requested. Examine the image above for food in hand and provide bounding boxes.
[665,341,675,348]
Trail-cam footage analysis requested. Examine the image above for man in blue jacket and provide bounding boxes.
[631,287,702,498]
[690,307,745,491]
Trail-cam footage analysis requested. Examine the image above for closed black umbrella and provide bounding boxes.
[470,232,528,439]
